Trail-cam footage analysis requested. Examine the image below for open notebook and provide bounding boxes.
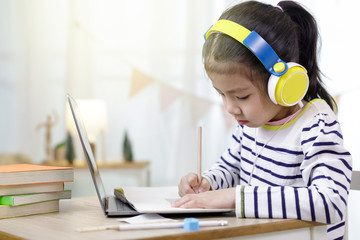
[67,94,233,216]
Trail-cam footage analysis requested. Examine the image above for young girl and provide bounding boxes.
[172,1,352,239]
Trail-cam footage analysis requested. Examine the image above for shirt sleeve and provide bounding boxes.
[237,113,352,224]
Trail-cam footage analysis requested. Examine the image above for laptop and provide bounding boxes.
[67,94,234,217]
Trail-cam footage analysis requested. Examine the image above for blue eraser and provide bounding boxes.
[183,218,199,232]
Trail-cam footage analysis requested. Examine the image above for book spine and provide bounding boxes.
[0,200,60,219]
[0,170,74,185]
[0,182,65,196]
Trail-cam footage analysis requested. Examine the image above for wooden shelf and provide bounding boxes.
[72,161,150,169]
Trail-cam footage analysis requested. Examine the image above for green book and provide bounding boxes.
[0,190,71,206]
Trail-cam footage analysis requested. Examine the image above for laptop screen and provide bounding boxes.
[67,94,107,212]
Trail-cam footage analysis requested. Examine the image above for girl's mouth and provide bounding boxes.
[237,120,249,125]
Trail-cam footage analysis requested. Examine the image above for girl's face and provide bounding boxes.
[208,64,295,128]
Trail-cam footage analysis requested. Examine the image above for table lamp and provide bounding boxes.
[66,99,108,162]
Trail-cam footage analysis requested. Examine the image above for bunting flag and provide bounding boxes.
[129,67,217,126]
[159,83,182,112]
[188,95,213,126]
[221,105,236,132]
[129,69,155,97]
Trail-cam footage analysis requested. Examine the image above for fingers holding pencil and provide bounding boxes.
[178,173,210,196]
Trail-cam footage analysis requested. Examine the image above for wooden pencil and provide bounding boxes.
[197,126,202,183]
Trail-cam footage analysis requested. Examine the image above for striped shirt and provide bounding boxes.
[203,99,352,240]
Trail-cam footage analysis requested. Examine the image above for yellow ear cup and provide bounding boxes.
[268,62,309,106]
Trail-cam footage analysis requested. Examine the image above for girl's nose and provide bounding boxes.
[224,98,241,116]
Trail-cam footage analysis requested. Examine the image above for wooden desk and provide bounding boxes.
[0,196,326,240]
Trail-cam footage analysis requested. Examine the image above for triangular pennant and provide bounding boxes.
[129,69,155,98]
[159,84,182,112]
[188,95,213,126]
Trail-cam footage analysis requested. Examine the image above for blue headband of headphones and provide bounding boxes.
[204,19,288,77]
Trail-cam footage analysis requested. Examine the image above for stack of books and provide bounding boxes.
[0,164,74,219]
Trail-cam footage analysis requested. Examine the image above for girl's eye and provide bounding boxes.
[237,95,249,100]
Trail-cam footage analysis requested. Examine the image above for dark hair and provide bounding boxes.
[203,0,336,111]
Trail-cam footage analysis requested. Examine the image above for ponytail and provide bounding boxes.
[278,1,337,111]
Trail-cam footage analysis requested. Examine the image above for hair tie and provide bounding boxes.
[275,5,284,12]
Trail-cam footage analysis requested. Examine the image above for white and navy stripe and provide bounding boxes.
[203,99,352,240]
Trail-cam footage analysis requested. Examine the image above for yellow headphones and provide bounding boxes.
[205,19,309,107]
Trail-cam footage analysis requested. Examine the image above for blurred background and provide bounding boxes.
[0,0,359,237]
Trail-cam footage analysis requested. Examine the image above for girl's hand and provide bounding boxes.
[178,173,211,197]
[171,187,236,209]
